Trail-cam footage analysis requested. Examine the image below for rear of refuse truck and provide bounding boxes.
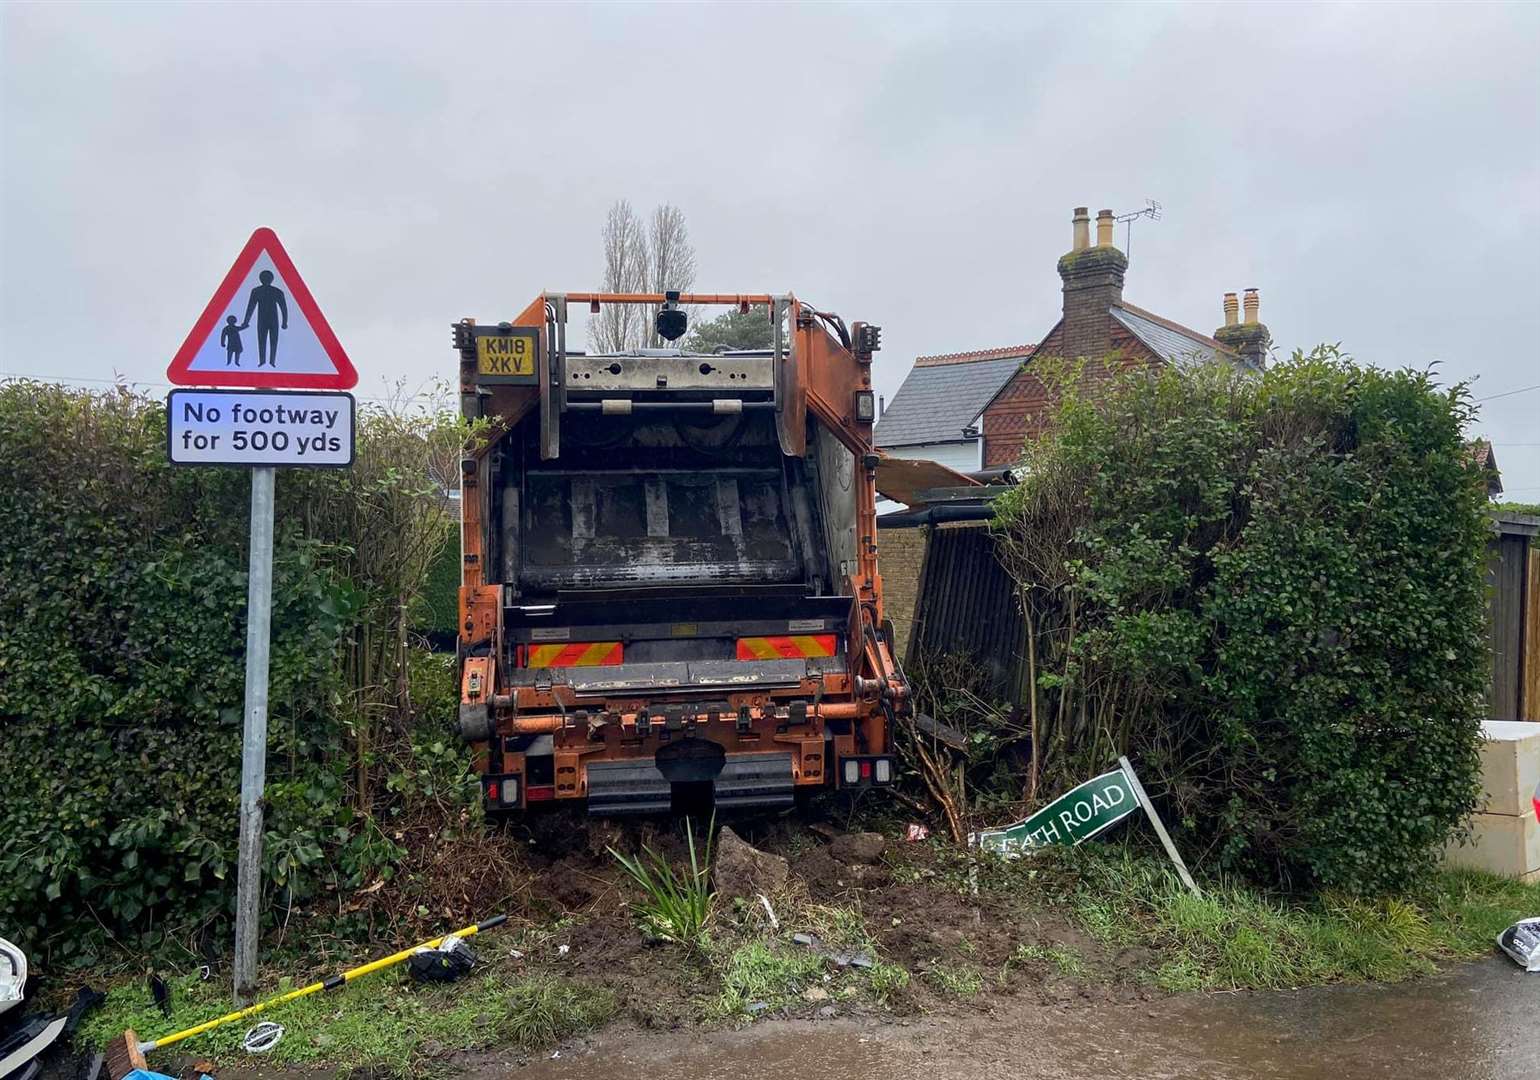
[453,292,908,816]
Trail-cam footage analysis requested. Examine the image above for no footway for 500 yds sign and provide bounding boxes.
[168,388,355,467]
[166,227,357,467]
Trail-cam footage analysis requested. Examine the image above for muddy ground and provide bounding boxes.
[27,811,1533,1079]
[510,810,1143,1022]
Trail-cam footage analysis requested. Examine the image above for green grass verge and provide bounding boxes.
[924,961,983,997]
[1055,851,1540,991]
[78,966,613,1077]
[1008,943,1089,979]
[708,900,912,1018]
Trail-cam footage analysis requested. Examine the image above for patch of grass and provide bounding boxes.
[77,964,609,1078]
[863,960,911,1004]
[610,816,714,951]
[500,975,616,1049]
[710,900,912,1017]
[712,939,827,1017]
[924,961,983,997]
[1053,851,1540,991]
[1010,943,1088,978]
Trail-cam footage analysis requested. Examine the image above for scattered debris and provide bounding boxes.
[557,944,570,957]
[712,826,789,900]
[0,1015,67,1079]
[0,937,25,1015]
[408,934,478,984]
[905,824,930,842]
[243,1021,284,1053]
[1497,918,1540,971]
[148,974,172,1018]
[790,932,875,970]
[757,893,780,930]
[101,916,509,1078]
[912,711,967,750]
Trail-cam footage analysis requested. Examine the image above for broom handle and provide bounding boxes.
[145,915,507,1053]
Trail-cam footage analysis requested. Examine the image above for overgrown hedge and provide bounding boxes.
[0,383,468,962]
[986,348,1490,893]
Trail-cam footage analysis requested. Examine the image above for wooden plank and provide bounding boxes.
[1525,542,1540,721]
[1491,537,1525,720]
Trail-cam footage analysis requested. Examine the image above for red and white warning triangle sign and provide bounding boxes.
[167,227,357,389]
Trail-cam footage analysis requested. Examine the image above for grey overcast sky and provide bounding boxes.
[3,1,1538,492]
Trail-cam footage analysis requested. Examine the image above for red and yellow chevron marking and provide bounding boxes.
[525,641,623,668]
[735,634,837,661]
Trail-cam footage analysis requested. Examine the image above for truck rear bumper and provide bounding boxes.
[586,751,795,816]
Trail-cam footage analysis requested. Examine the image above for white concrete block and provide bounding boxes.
[1446,811,1540,881]
[1478,720,1540,817]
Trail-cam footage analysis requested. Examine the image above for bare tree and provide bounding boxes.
[644,204,697,347]
[594,199,649,352]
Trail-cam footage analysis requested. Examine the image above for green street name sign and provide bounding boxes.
[972,765,1137,856]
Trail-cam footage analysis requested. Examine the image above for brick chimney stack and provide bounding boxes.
[1057,204,1128,358]
[1214,288,1271,369]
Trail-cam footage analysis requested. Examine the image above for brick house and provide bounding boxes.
[882,205,1273,472]
[874,345,1032,473]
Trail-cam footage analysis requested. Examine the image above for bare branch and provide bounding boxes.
[594,199,650,352]
[644,204,696,347]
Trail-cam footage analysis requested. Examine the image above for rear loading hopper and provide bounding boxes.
[453,293,907,815]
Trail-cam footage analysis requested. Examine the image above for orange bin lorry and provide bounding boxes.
[453,292,908,815]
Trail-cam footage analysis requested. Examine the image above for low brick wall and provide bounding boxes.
[878,526,928,662]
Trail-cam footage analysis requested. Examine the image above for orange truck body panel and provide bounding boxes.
[452,292,907,815]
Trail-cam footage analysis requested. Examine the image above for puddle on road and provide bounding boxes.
[514,958,1537,1080]
[516,1029,891,1080]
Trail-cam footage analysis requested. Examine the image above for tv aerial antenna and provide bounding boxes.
[1115,199,1162,260]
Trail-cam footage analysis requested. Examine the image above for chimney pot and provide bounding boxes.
[1096,209,1116,248]
[1243,288,1260,325]
[1223,292,1239,327]
[1072,207,1091,252]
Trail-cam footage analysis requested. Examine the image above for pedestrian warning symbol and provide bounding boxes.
[167,227,358,390]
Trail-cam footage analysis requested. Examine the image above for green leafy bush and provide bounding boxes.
[991,348,1490,892]
[0,382,467,960]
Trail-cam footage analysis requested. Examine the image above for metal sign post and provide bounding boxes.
[1119,755,1201,896]
[167,227,357,1006]
[233,466,275,1003]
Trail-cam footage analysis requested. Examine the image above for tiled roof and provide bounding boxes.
[876,353,1026,448]
[914,344,1037,368]
[1111,303,1230,367]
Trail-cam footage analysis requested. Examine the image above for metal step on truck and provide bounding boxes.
[453,291,908,816]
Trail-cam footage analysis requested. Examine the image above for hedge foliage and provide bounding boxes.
[0,383,467,962]
[990,348,1491,892]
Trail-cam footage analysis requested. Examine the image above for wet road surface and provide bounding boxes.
[510,957,1536,1079]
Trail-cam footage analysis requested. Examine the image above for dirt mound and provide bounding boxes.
[713,826,790,900]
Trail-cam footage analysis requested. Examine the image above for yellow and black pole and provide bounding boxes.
[105,915,507,1079]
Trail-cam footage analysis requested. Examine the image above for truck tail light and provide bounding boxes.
[482,775,521,808]
[839,755,896,789]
